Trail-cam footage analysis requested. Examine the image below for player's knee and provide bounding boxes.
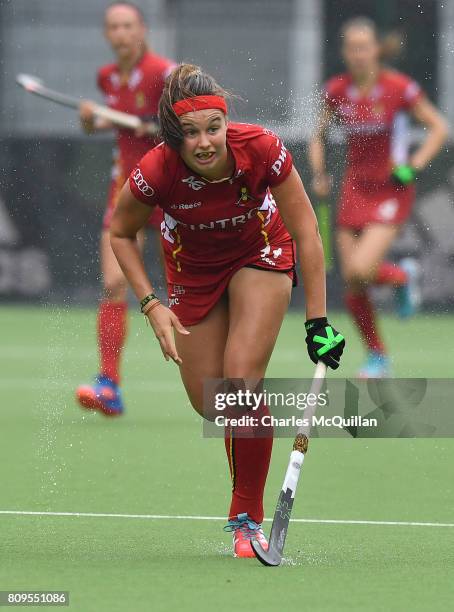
[103,275,128,300]
[223,360,264,381]
[347,262,375,284]
[184,388,218,421]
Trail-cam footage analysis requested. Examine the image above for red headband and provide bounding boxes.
[172,95,227,117]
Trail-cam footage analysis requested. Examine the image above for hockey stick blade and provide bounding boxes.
[16,73,142,130]
[251,361,327,567]
[16,73,81,109]
[251,486,296,566]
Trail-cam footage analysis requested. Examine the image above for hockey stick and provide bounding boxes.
[315,200,333,272]
[16,73,143,130]
[251,360,327,566]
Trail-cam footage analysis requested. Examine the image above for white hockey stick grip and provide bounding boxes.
[281,450,305,497]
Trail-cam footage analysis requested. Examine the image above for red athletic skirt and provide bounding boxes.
[165,237,296,326]
[337,172,416,229]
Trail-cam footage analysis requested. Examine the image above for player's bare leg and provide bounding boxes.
[223,268,291,556]
[176,267,292,557]
[76,229,144,415]
[340,223,400,284]
[175,297,229,416]
[338,224,416,377]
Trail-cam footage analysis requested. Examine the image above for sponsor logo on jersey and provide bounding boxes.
[377,198,399,221]
[132,168,154,197]
[346,121,387,136]
[182,176,205,191]
[271,141,288,176]
[160,193,276,243]
[260,244,283,267]
[170,201,202,210]
[169,285,185,308]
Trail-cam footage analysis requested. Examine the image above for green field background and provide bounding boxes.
[1,307,453,611]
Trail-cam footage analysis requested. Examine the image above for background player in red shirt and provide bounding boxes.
[109,63,345,558]
[309,17,448,377]
[76,2,174,414]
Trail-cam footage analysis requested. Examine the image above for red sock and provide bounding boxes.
[224,403,273,524]
[97,300,128,384]
[345,291,385,353]
[375,261,407,286]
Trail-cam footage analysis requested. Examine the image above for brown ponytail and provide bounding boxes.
[158,63,230,149]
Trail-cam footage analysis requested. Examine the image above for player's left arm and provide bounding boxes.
[409,97,449,171]
[271,167,325,320]
[271,167,345,369]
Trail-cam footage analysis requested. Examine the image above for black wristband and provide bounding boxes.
[140,293,159,313]
[305,317,328,332]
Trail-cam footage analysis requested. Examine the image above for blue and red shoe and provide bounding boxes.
[76,375,124,417]
[358,351,391,379]
[224,513,268,558]
[394,257,422,319]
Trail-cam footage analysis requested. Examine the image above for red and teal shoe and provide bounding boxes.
[358,351,391,379]
[394,257,422,319]
[76,375,124,417]
[224,513,268,558]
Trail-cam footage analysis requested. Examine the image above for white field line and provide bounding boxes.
[0,510,453,528]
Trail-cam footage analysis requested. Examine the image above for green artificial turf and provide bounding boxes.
[0,306,453,611]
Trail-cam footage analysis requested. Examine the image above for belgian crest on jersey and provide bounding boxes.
[136,91,146,109]
[236,186,255,207]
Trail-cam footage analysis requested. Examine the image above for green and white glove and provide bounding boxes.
[391,164,417,186]
[305,318,345,370]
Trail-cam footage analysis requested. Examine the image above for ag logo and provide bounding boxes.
[182,176,205,191]
[132,168,154,197]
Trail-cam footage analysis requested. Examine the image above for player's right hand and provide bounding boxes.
[79,100,96,121]
[311,172,332,198]
[145,304,190,365]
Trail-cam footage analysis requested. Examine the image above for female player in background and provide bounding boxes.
[309,17,448,378]
[110,64,345,557]
[76,2,175,414]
